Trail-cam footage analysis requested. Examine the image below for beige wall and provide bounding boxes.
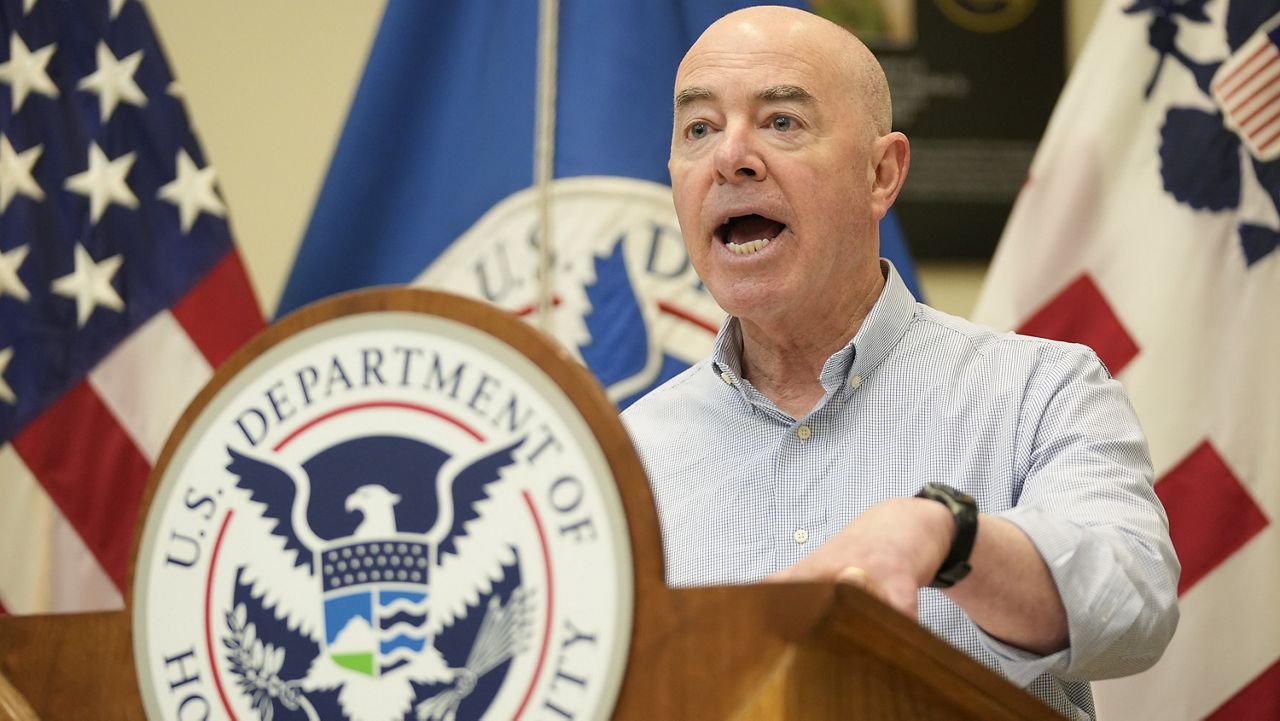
[146,0,385,316]
[147,0,1106,319]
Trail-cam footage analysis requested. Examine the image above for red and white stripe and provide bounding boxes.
[1213,20,1280,161]
[0,252,264,615]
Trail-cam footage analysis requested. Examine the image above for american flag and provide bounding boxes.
[1212,17,1280,162]
[0,0,263,614]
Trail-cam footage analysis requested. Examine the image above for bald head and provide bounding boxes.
[667,5,911,330]
[678,5,892,135]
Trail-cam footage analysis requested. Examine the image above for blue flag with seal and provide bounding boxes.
[280,0,921,408]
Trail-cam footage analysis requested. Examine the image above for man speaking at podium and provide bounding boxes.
[622,6,1179,718]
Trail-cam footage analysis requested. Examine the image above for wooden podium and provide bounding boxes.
[0,290,1061,720]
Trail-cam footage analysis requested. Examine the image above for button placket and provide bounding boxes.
[774,419,812,561]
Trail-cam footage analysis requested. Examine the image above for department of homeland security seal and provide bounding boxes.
[131,291,635,721]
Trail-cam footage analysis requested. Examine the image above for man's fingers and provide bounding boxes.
[884,579,920,620]
[835,567,920,620]
[835,565,870,588]
[770,558,824,583]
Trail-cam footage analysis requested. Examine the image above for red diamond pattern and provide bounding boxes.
[1017,273,1140,375]
[1154,441,1268,596]
[1207,657,1280,720]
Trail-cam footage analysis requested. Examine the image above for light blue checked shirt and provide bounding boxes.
[622,262,1179,720]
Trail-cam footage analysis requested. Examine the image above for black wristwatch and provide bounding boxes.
[915,482,978,589]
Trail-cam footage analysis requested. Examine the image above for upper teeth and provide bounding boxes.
[728,238,770,255]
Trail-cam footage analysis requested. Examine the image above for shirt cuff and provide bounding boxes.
[972,625,1072,687]
[994,504,1148,681]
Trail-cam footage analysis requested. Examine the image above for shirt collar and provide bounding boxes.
[710,315,747,394]
[846,259,918,386]
[711,259,917,395]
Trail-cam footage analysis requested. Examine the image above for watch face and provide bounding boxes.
[923,483,975,507]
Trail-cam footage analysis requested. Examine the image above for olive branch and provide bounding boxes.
[224,603,307,721]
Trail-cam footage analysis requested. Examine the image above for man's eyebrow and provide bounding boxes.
[759,85,814,104]
[674,87,714,113]
[673,84,815,113]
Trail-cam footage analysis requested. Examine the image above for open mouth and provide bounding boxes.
[716,214,786,255]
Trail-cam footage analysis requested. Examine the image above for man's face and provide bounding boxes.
[669,17,881,324]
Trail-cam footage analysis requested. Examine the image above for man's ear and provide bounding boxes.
[868,131,910,220]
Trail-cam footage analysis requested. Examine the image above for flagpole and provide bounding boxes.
[534,0,560,334]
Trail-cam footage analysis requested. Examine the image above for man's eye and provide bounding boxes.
[771,116,794,132]
[688,122,709,139]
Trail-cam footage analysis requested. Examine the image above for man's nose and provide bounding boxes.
[714,124,766,183]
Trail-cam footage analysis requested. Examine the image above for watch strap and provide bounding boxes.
[915,482,978,589]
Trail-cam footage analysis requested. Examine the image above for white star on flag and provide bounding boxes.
[0,346,14,405]
[64,142,138,223]
[157,149,226,233]
[110,0,127,20]
[0,243,30,301]
[0,134,42,212]
[0,32,58,113]
[50,243,124,327]
[76,41,146,122]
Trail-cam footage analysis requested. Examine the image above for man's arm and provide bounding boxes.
[945,513,1068,654]
[778,347,1179,680]
[775,498,1069,655]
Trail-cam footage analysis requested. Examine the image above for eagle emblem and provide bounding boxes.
[221,434,535,721]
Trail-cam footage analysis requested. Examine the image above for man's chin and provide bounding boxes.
[707,283,790,324]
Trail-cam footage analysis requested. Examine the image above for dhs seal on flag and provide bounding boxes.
[415,176,726,410]
[131,290,635,721]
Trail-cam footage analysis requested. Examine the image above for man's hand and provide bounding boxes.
[772,497,1070,655]
[772,497,954,618]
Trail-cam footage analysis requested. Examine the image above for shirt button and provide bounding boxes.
[849,374,862,390]
[796,424,812,440]
[793,528,809,544]
[720,371,735,385]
